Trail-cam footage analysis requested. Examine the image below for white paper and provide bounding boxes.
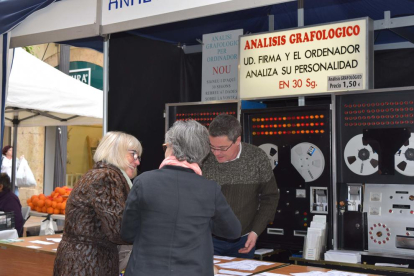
[290,271,368,276]
[214,255,236,260]
[29,240,55,245]
[255,248,274,255]
[26,245,42,249]
[219,270,252,276]
[375,263,409,268]
[257,272,286,276]
[46,238,62,243]
[214,260,221,264]
[218,260,273,271]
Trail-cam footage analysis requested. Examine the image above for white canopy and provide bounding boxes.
[5,48,103,127]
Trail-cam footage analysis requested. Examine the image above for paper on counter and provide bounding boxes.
[256,272,286,276]
[218,260,273,271]
[26,245,42,249]
[255,248,274,255]
[214,260,221,263]
[46,238,62,243]
[375,263,409,268]
[214,255,236,260]
[29,240,54,245]
[218,269,252,275]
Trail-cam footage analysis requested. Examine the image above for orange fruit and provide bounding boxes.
[47,207,54,214]
[61,201,66,210]
[26,199,32,205]
[50,192,56,198]
[56,196,63,203]
[53,208,60,214]
[61,209,66,215]
[37,200,45,208]
[41,206,47,213]
[45,199,52,207]
[51,202,57,208]
[39,194,46,200]
[28,203,34,210]
[56,203,62,210]
[36,206,42,212]
[58,188,66,195]
[32,198,39,206]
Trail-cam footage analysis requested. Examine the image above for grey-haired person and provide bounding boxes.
[121,120,241,276]
[203,114,280,259]
[54,131,142,276]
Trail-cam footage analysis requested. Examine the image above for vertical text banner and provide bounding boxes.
[102,0,231,26]
[239,18,373,99]
[202,29,243,101]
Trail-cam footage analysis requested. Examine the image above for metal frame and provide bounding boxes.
[165,100,240,133]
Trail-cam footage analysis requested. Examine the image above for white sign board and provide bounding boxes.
[202,29,242,101]
[102,0,231,26]
[239,18,373,99]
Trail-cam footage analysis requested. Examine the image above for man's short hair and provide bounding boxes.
[208,114,242,142]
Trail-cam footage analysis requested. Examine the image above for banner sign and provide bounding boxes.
[202,29,242,101]
[239,18,373,99]
[70,68,91,86]
[102,0,231,26]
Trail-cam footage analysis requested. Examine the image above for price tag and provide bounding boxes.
[327,73,363,91]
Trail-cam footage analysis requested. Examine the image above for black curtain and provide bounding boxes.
[109,33,191,172]
[374,48,414,89]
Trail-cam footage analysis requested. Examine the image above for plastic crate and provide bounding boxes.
[0,212,15,231]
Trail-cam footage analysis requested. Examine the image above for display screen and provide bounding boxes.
[392,204,410,209]
[396,191,409,194]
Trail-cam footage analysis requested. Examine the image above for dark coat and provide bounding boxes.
[0,190,23,236]
[53,162,130,276]
[121,165,241,276]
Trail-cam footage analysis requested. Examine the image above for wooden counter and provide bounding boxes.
[0,234,60,276]
[267,264,379,275]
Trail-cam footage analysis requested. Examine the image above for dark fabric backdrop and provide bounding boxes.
[109,32,414,172]
[374,48,414,89]
[109,33,183,172]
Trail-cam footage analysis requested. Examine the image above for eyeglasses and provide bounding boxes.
[128,150,141,162]
[162,143,168,152]
[210,142,234,152]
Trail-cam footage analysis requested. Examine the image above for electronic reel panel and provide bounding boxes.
[242,105,332,250]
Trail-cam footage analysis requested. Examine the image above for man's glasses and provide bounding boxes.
[128,150,141,162]
[210,142,234,152]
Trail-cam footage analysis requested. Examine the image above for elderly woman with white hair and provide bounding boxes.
[121,120,241,276]
[54,131,142,276]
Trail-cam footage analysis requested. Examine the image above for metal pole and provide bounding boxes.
[268,14,274,31]
[298,0,305,106]
[11,115,18,193]
[103,36,109,135]
[331,94,338,250]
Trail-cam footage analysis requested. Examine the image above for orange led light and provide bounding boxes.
[283,124,286,128]
[265,132,269,135]
[252,118,257,122]
[252,132,256,135]
[310,123,314,126]
[283,117,286,120]
[288,124,291,127]
[269,131,273,135]
[261,118,265,122]
[278,131,282,135]
[315,115,320,119]
[261,125,264,128]
[292,130,296,134]
[315,130,320,133]
[321,130,325,133]
[320,115,325,118]
[301,130,305,134]
[306,130,309,134]
[310,115,314,119]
